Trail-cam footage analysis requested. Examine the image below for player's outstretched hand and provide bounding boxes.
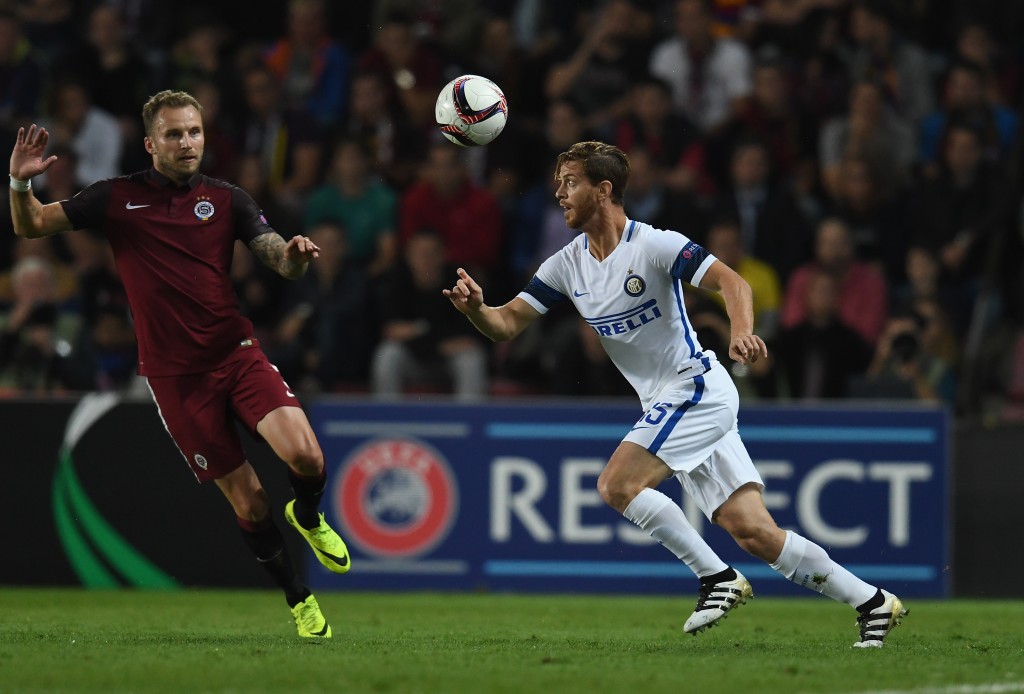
[443,267,484,315]
[284,234,320,264]
[729,333,768,365]
[10,125,58,181]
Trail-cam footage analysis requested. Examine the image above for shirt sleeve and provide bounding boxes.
[640,227,717,286]
[230,186,275,244]
[516,253,569,314]
[672,240,716,287]
[59,179,112,231]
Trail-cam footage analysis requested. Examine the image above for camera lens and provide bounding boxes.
[891,331,920,362]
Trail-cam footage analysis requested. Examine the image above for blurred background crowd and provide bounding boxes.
[1,0,1023,423]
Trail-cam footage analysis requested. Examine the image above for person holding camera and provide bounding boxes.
[860,298,958,405]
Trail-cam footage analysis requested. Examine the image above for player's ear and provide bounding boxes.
[143,136,155,155]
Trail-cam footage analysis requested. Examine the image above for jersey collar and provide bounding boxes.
[147,168,203,189]
[623,218,637,242]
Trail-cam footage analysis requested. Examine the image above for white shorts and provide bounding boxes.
[623,363,763,519]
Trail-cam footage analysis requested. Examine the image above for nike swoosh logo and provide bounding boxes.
[630,425,651,431]
[573,289,589,297]
[126,202,151,209]
[316,547,350,567]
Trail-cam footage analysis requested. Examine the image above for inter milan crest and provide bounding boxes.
[623,272,646,297]
[193,196,215,221]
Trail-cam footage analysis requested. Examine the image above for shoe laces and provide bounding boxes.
[694,580,740,612]
[308,517,334,541]
[856,609,888,640]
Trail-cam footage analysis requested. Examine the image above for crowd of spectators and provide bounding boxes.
[1,0,1023,422]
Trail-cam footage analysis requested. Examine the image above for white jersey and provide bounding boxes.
[517,218,719,410]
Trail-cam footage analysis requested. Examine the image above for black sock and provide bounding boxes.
[237,515,310,607]
[856,589,885,613]
[700,567,738,586]
[288,469,326,530]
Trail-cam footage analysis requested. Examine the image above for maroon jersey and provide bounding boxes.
[61,169,274,376]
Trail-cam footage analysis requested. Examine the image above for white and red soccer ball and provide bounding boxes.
[435,75,508,147]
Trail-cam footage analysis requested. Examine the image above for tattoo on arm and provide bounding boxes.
[248,232,307,279]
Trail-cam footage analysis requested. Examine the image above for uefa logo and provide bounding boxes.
[333,438,458,558]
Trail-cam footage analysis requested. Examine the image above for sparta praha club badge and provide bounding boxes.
[333,439,458,558]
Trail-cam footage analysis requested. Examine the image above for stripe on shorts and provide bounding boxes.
[145,379,197,482]
[648,374,705,455]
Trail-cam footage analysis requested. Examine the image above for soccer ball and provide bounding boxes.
[435,75,508,147]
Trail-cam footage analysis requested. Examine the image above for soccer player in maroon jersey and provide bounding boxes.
[8,90,350,638]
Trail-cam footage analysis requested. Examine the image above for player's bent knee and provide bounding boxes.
[266,425,323,475]
[286,444,323,476]
[596,474,638,513]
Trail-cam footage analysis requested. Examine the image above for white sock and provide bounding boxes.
[623,488,729,578]
[769,530,877,607]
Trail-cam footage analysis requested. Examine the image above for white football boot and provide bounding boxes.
[854,590,908,648]
[683,569,754,635]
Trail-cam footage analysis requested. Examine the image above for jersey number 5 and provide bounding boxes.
[643,402,674,426]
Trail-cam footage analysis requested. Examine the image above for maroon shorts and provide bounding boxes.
[146,343,300,482]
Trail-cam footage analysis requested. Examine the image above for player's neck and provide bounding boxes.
[583,207,628,261]
[154,163,193,187]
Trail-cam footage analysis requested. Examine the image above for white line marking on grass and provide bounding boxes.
[849,683,1024,694]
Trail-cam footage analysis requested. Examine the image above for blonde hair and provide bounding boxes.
[142,90,202,137]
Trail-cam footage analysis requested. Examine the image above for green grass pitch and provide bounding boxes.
[1,589,1022,694]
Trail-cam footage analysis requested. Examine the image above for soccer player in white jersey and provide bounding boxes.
[444,141,908,647]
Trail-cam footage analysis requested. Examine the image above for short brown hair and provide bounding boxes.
[554,141,630,204]
[142,90,202,136]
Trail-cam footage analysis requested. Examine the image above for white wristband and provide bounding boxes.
[9,175,31,193]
